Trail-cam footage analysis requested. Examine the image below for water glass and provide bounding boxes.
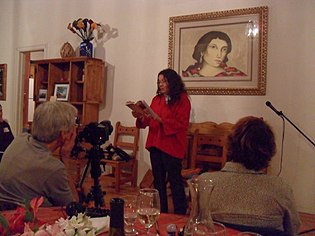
[137,188,160,235]
[124,195,138,235]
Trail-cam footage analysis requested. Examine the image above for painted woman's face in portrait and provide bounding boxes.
[158,75,169,95]
[202,38,228,67]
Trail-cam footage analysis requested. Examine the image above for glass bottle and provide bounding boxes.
[184,175,214,236]
[109,198,125,236]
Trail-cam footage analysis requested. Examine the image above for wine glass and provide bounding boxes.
[137,188,160,235]
[123,195,138,235]
[192,222,226,236]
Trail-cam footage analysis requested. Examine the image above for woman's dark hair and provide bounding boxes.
[156,68,186,105]
[193,31,232,64]
[227,116,276,171]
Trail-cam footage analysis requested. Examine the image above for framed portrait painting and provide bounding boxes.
[54,84,69,101]
[0,64,7,100]
[168,6,268,95]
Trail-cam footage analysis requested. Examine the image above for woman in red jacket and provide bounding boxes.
[132,68,191,215]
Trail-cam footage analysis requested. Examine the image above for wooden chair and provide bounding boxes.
[100,121,140,192]
[189,122,234,171]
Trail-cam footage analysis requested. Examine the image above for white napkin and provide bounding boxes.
[90,216,110,235]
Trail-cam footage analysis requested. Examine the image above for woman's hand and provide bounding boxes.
[132,101,146,119]
[132,110,144,118]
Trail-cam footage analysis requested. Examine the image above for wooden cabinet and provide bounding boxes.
[32,57,105,125]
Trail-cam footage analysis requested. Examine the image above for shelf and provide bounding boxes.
[32,57,105,125]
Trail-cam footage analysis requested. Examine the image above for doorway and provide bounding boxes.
[16,45,46,134]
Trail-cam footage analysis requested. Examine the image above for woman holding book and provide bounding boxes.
[132,68,191,215]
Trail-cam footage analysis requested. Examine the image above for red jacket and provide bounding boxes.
[136,93,191,159]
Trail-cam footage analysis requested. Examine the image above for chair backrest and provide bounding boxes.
[188,121,234,135]
[113,121,139,159]
[189,121,234,170]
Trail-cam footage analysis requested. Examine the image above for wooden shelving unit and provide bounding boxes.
[32,57,105,125]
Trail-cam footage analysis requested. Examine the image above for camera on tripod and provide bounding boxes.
[71,120,131,212]
[71,120,113,210]
[71,120,113,158]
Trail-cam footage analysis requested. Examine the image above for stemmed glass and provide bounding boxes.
[137,188,160,235]
[123,195,139,235]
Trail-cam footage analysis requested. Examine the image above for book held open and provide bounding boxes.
[126,100,160,120]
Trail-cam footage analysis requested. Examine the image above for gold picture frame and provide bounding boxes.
[168,6,268,95]
[0,64,7,100]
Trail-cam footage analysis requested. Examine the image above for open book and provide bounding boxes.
[126,100,160,120]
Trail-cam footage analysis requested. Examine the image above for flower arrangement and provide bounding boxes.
[0,197,96,236]
[0,197,44,235]
[34,213,95,236]
[67,18,100,42]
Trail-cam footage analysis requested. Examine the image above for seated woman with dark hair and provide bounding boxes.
[199,116,301,236]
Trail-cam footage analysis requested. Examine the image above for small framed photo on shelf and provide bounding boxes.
[38,89,47,101]
[54,84,69,101]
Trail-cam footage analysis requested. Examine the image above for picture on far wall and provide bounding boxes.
[54,84,69,101]
[38,89,47,102]
[168,6,268,95]
[0,64,7,100]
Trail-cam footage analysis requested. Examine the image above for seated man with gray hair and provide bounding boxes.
[0,101,79,210]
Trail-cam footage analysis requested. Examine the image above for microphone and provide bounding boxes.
[265,101,283,116]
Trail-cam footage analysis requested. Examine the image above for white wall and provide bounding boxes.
[0,0,315,213]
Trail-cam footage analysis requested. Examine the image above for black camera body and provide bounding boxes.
[77,120,113,146]
[71,120,113,158]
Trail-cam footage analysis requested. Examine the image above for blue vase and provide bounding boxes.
[80,41,93,57]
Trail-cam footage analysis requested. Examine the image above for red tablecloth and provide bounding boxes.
[2,207,240,235]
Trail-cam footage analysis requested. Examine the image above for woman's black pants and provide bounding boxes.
[149,148,187,215]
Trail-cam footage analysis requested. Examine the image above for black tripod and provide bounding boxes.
[77,144,106,208]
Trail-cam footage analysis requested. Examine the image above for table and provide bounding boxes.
[2,207,240,235]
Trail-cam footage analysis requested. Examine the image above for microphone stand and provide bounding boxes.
[266,102,315,147]
[267,102,315,234]
[279,112,315,147]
